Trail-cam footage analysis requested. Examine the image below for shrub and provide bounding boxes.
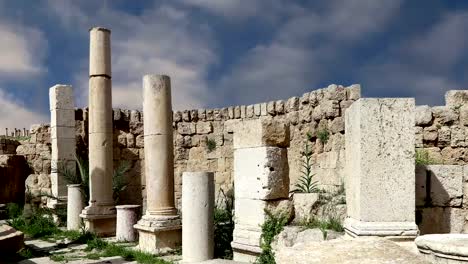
[317,129,329,144]
[292,143,318,193]
[214,188,234,259]
[207,138,217,152]
[61,153,130,203]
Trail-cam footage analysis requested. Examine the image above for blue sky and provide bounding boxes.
[0,0,468,131]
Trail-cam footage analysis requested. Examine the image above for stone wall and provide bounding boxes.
[415,91,468,164]
[17,84,359,210]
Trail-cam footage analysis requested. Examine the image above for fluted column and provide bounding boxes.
[134,75,181,253]
[80,27,116,236]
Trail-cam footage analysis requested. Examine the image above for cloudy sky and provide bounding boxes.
[0,0,467,131]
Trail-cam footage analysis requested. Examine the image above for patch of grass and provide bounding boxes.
[317,129,329,144]
[84,237,172,264]
[49,254,67,262]
[207,138,217,152]
[18,248,34,259]
[292,143,318,193]
[415,149,440,165]
[256,210,288,264]
[8,211,61,238]
[6,203,22,218]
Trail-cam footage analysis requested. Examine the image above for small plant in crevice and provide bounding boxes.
[207,138,217,152]
[415,149,440,165]
[298,216,344,238]
[256,210,288,264]
[317,129,329,144]
[292,143,318,193]
[214,188,235,259]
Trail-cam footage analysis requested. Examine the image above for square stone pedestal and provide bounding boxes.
[344,98,418,239]
[80,205,116,237]
[134,215,182,254]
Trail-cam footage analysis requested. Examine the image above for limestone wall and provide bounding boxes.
[15,84,359,209]
[415,91,468,164]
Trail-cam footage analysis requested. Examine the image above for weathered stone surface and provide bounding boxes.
[346,84,361,100]
[324,84,346,101]
[286,97,299,112]
[274,237,430,264]
[415,105,433,126]
[273,226,341,249]
[451,126,466,147]
[416,165,463,207]
[416,234,468,264]
[0,225,24,254]
[233,118,290,149]
[0,155,29,204]
[253,104,261,116]
[177,123,196,135]
[446,90,468,107]
[293,193,319,221]
[432,106,458,124]
[418,207,466,234]
[196,122,213,134]
[234,147,289,200]
[423,126,438,141]
[276,100,285,114]
[267,101,276,116]
[344,98,417,237]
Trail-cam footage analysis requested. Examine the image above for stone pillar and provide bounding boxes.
[48,84,75,209]
[344,98,418,238]
[231,118,290,263]
[134,75,181,253]
[116,205,141,242]
[80,27,116,236]
[182,172,214,263]
[67,184,84,230]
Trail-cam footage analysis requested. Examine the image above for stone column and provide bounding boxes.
[67,184,84,230]
[49,84,75,209]
[116,205,141,242]
[134,75,182,253]
[182,172,214,263]
[344,98,418,238]
[231,118,290,263]
[80,27,116,236]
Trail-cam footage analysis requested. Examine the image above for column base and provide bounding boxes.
[231,242,261,263]
[80,204,116,237]
[134,214,182,254]
[344,217,419,238]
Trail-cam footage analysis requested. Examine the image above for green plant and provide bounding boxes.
[207,138,217,152]
[214,188,234,259]
[317,129,329,144]
[299,217,344,233]
[8,209,61,238]
[6,203,22,218]
[61,153,130,203]
[415,149,440,165]
[113,161,131,203]
[256,210,288,264]
[292,143,318,193]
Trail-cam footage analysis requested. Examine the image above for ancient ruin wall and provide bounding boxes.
[17,84,359,209]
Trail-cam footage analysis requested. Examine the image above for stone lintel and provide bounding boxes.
[344,218,418,238]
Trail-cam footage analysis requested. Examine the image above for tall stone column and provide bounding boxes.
[343,98,418,238]
[80,27,116,236]
[134,75,182,253]
[48,84,75,209]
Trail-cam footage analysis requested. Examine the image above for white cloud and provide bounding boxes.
[49,2,217,110]
[214,0,403,105]
[357,11,468,105]
[0,88,48,133]
[0,22,47,77]
[177,0,303,21]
